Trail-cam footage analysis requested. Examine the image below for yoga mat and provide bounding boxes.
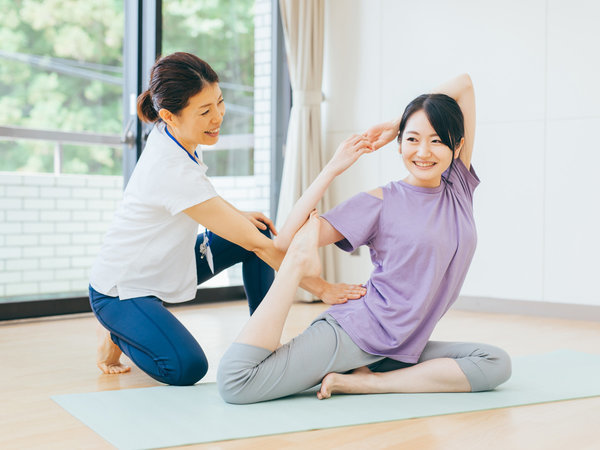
[53,350,600,449]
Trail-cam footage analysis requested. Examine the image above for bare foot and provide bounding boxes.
[96,322,130,374]
[317,366,375,400]
[284,211,322,278]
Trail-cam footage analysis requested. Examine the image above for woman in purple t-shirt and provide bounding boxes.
[217,74,512,404]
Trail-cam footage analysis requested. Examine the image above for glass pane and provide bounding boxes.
[0,0,124,303]
[162,0,255,146]
[162,0,272,288]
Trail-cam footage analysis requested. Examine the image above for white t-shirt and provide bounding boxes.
[89,122,218,303]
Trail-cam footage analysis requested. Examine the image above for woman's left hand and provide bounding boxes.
[362,120,399,150]
[320,282,366,305]
[326,134,375,176]
[242,211,278,235]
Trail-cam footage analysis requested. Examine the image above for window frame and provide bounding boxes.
[0,0,289,321]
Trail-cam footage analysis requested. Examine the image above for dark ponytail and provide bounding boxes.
[136,52,219,124]
[137,90,160,123]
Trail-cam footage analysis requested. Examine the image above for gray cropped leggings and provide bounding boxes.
[217,314,512,404]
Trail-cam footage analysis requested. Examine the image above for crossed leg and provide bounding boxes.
[318,340,512,398]
[217,212,512,403]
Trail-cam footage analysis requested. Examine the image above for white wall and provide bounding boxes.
[323,0,600,306]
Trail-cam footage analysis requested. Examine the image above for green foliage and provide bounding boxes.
[163,0,256,176]
[0,0,255,176]
[162,0,255,137]
[0,0,124,175]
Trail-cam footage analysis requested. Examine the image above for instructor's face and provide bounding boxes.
[168,83,226,149]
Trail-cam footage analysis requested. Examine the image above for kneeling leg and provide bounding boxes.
[93,293,209,386]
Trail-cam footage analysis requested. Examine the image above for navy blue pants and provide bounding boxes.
[89,228,275,386]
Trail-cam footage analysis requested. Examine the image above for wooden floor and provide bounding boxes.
[1,299,599,450]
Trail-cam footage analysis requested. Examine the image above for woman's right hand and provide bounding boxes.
[326,134,375,176]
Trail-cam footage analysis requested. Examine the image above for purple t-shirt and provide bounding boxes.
[322,158,480,363]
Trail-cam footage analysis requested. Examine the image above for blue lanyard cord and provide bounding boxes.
[165,126,212,247]
[164,126,199,165]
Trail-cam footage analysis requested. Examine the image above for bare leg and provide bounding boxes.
[317,358,470,399]
[234,212,322,352]
[96,322,131,374]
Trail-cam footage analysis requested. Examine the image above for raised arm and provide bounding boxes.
[432,73,476,169]
[273,134,374,252]
[363,74,476,168]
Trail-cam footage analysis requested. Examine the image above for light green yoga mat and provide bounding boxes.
[52,350,600,449]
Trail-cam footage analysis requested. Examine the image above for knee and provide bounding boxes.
[216,354,257,404]
[485,345,512,389]
[467,344,512,391]
[168,351,209,386]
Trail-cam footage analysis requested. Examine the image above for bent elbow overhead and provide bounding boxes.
[460,73,474,93]
[459,72,472,85]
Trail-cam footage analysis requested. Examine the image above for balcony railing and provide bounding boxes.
[0,125,121,175]
[0,125,253,175]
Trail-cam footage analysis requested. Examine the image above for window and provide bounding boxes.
[0,0,281,317]
[161,0,273,288]
[0,1,124,306]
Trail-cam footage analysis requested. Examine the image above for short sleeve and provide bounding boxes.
[152,160,218,215]
[321,192,382,252]
[445,158,480,203]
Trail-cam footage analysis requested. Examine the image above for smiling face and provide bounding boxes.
[399,109,461,188]
[159,82,225,151]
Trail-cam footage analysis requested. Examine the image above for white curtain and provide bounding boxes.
[276,0,334,300]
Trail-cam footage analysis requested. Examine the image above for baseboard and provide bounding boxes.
[0,286,246,321]
[453,296,600,322]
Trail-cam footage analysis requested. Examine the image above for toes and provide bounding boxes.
[113,364,130,374]
[317,387,328,400]
[99,363,130,374]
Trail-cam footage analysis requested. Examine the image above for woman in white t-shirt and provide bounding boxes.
[89,52,366,386]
